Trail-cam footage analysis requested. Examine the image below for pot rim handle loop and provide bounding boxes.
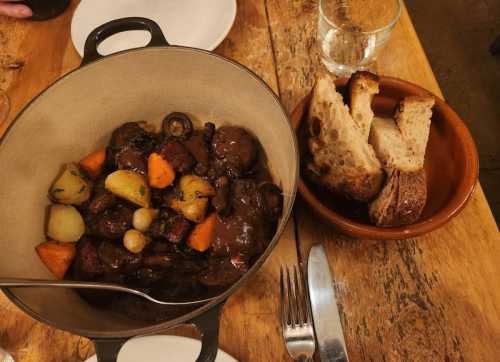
[190,302,225,362]
[92,337,129,362]
[82,17,169,66]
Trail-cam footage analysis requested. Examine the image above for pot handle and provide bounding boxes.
[92,338,129,362]
[82,17,169,65]
[190,302,225,362]
[90,302,224,362]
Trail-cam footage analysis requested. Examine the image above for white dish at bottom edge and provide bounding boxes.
[85,335,238,362]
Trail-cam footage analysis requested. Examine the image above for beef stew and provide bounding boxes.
[37,113,283,316]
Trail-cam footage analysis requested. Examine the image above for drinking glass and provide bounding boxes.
[12,0,70,20]
[318,0,402,75]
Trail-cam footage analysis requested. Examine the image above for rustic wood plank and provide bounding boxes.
[265,0,319,113]
[0,293,93,362]
[0,2,76,136]
[294,197,500,361]
[0,0,298,361]
[265,0,500,361]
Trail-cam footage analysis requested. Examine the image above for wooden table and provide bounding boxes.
[0,1,499,361]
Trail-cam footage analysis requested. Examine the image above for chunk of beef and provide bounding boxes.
[258,182,283,220]
[134,268,167,287]
[110,122,144,149]
[148,241,170,254]
[232,179,262,211]
[88,179,116,214]
[97,241,142,273]
[184,131,210,174]
[207,157,228,181]
[109,122,156,153]
[203,122,216,143]
[95,204,133,239]
[106,122,156,172]
[148,212,191,244]
[198,258,244,286]
[212,176,231,216]
[148,218,169,240]
[115,145,147,174]
[143,253,179,269]
[211,179,273,260]
[73,237,104,280]
[157,141,194,173]
[212,126,257,177]
[166,216,191,243]
[88,192,116,214]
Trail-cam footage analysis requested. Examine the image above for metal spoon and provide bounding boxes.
[0,278,215,306]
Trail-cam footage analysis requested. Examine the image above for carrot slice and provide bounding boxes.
[79,147,106,179]
[148,152,175,188]
[187,213,217,252]
[35,241,76,279]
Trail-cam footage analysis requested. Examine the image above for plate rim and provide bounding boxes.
[70,0,237,56]
[84,334,238,362]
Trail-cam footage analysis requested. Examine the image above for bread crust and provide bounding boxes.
[348,71,380,89]
[369,169,427,226]
[396,169,427,225]
[348,71,380,141]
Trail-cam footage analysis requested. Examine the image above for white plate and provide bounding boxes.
[71,0,237,56]
[85,335,238,362]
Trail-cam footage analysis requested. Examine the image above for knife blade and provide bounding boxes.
[307,244,349,362]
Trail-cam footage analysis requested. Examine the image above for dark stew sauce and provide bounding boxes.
[69,114,283,321]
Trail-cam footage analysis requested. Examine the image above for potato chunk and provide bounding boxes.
[170,198,209,223]
[105,170,151,208]
[168,175,214,223]
[50,163,91,205]
[179,175,215,201]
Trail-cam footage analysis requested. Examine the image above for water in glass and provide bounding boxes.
[318,0,401,75]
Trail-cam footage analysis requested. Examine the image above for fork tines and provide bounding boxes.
[280,264,312,327]
[280,264,316,361]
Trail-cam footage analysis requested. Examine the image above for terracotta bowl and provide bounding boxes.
[291,76,479,240]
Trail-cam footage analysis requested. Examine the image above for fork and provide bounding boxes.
[280,265,316,362]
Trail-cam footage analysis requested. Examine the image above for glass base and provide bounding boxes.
[321,57,371,77]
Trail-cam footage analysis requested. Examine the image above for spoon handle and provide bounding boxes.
[0,278,133,292]
[0,278,215,306]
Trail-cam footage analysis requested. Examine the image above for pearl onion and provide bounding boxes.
[132,208,158,232]
[123,229,149,254]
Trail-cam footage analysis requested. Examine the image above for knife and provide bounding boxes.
[307,244,349,362]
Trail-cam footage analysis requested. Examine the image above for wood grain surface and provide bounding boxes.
[266,1,500,361]
[0,0,498,361]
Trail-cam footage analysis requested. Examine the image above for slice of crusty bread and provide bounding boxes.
[369,117,420,172]
[368,169,399,226]
[348,71,379,141]
[395,96,435,168]
[307,75,384,202]
[369,169,427,227]
[368,97,433,227]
